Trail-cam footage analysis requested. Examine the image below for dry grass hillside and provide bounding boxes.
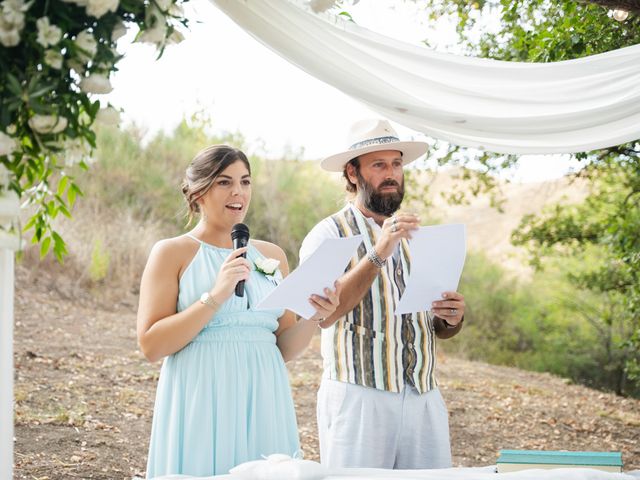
[423,169,589,275]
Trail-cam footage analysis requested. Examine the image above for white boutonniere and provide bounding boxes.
[255,257,280,276]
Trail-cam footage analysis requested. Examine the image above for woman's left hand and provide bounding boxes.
[307,281,341,322]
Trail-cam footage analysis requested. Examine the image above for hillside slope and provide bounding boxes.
[426,170,589,275]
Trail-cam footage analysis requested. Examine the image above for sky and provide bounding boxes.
[107,0,580,183]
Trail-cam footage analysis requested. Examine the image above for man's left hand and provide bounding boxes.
[432,291,465,326]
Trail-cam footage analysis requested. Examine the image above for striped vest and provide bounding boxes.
[321,204,437,393]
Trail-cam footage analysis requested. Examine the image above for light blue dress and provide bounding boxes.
[146,236,300,479]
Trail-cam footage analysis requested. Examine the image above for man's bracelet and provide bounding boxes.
[367,249,387,268]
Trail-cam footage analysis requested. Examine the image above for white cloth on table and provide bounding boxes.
[154,466,640,479]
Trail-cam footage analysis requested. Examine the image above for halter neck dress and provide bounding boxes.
[145,235,300,478]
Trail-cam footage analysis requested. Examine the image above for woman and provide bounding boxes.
[137,145,339,478]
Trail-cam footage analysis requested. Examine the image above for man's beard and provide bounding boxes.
[356,170,404,216]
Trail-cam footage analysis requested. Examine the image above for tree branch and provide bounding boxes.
[580,0,640,13]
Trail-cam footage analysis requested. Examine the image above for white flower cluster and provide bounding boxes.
[70,28,115,93]
[62,0,118,19]
[36,16,62,47]
[80,73,113,94]
[0,0,30,47]
[0,0,185,178]
[139,0,185,47]
[0,162,9,190]
[255,257,280,276]
[0,131,18,157]
[95,106,121,125]
[61,137,92,166]
[28,114,68,134]
[35,16,64,69]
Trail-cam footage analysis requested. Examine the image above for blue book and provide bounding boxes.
[497,450,623,473]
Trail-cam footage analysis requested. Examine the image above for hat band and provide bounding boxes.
[349,136,400,151]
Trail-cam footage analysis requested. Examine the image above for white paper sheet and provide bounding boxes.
[257,235,363,319]
[394,224,466,315]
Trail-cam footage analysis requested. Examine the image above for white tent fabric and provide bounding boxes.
[210,0,640,154]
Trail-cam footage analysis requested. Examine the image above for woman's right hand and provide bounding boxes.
[209,247,251,302]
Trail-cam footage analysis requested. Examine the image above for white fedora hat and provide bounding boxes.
[320,119,428,172]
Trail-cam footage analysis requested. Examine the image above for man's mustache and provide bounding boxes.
[378,180,400,189]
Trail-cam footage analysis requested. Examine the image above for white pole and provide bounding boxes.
[0,248,14,479]
[0,191,20,480]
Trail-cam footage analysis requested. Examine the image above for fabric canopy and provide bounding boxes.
[210,0,640,154]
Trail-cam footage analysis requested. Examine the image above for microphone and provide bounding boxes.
[231,223,250,297]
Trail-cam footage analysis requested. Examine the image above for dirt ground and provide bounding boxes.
[12,266,640,479]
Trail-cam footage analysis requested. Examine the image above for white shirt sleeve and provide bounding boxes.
[299,217,340,264]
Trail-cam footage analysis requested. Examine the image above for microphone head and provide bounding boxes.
[231,223,250,240]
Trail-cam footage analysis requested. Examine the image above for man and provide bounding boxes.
[299,118,465,470]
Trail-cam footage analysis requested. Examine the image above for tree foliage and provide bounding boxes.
[0,0,188,260]
[411,0,640,393]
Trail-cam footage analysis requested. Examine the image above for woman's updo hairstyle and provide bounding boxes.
[181,145,251,226]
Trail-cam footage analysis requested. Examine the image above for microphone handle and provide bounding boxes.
[233,238,248,297]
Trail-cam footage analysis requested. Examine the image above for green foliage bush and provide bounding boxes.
[445,250,640,397]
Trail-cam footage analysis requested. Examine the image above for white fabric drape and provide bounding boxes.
[210,0,640,154]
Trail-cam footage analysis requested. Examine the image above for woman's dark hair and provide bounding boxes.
[181,145,250,226]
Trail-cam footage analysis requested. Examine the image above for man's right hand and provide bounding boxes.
[375,212,420,259]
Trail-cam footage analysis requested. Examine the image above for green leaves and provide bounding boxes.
[401,0,640,395]
[1,0,190,262]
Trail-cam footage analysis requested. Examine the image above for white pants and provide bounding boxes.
[317,379,452,469]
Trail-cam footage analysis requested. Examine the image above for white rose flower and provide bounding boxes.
[44,49,63,69]
[95,106,120,126]
[36,17,62,48]
[86,0,118,18]
[0,0,26,43]
[0,131,17,157]
[79,73,113,94]
[28,114,68,134]
[74,30,97,62]
[6,124,16,135]
[2,0,29,26]
[0,162,9,189]
[139,5,167,45]
[167,29,184,44]
[168,2,183,16]
[1,8,23,28]
[62,138,91,166]
[111,18,126,41]
[139,24,167,44]
[155,0,171,11]
[255,257,280,276]
[0,26,20,46]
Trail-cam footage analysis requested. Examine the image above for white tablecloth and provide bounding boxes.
[156,466,640,480]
